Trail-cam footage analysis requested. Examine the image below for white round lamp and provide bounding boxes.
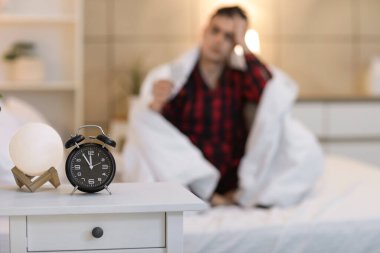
[9,123,62,192]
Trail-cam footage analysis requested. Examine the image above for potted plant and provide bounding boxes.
[109,61,145,152]
[3,42,45,83]
[112,60,144,120]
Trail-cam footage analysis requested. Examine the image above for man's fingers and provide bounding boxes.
[150,79,174,110]
[233,16,248,45]
[153,86,172,95]
[153,87,171,98]
[155,80,173,88]
[152,80,173,99]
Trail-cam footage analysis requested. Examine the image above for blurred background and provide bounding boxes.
[1,0,380,165]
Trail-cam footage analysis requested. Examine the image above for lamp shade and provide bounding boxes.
[9,123,63,176]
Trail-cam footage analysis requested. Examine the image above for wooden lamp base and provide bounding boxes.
[11,167,61,192]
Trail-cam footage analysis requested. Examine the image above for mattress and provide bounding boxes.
[1,156,380,253]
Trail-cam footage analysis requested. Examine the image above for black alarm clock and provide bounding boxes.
[65,125,116,194]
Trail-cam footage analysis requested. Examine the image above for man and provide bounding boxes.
[148,6,272,205]
[123,6,322,208]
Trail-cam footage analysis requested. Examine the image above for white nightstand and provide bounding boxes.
[0,182,207,253]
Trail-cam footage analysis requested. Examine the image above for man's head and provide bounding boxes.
[201,6,248,64]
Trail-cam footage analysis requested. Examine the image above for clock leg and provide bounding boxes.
[104,185,112,195]
[71,186,78,195]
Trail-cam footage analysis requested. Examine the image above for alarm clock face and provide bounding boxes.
[66,143,116,193]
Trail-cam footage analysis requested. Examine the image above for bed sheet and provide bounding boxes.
[1,156,380,253]
[184,156,380,253]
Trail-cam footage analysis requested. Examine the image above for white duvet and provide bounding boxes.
[122,48,324,207]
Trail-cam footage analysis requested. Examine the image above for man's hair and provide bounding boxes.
[211,6,248,21]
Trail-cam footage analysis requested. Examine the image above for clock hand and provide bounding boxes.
[89,153,93,166]
[82,153,91,167]
[92,162,101,168]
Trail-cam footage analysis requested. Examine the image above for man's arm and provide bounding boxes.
[232,16,272,103]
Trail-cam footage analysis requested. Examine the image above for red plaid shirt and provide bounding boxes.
[162,53,272,194]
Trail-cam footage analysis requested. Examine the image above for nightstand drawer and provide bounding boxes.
[27,213,166,251]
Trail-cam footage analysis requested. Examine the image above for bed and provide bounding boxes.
[1,155,380,252]
[183,155,380,253]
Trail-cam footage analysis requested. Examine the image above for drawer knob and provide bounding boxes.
[92,227,104,238]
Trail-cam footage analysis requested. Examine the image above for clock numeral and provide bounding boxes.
[102,165,108,170]
[74,165,80,170]
[102,173,106,176]
[88,151,94,156]
[98,178,102,182]
[77,172,82,176]
[81,178,85,181]
[76,159,81,162]
[101,158,105,162]
[88,179,95,185]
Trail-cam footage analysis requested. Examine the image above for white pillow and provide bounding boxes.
[4,97,48,124]
[0,105,21,185]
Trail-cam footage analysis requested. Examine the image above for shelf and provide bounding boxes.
[0,14,76,24]
[0,81,76,91]
[0,0,84,138]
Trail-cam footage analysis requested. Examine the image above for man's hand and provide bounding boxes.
[149,80,173,112]
[233,15,249,53]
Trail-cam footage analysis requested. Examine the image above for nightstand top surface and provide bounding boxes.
[0,182,208,216]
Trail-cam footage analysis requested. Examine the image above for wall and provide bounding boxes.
[84,0,380,127]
